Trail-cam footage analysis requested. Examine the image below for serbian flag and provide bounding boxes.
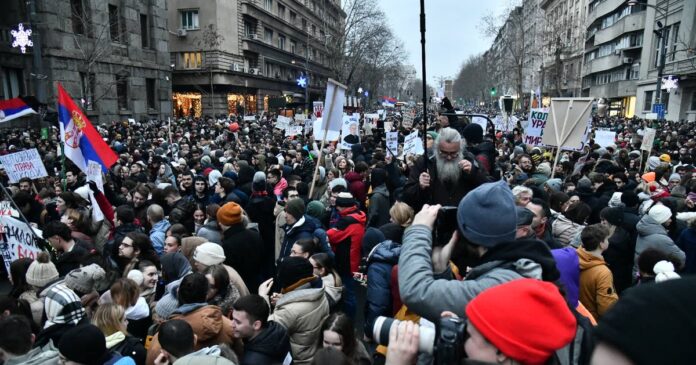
[0,97,38,123]
[57,83,118,173]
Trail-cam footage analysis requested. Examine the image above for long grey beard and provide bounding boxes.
[436,154,463,186]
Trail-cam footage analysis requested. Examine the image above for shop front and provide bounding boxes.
[173,92,202,118]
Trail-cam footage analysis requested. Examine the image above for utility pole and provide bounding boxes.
[27,0,45,103]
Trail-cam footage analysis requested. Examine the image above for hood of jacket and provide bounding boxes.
[105,331,126,349]
[371,184,389,197]
[636,214,669,237]
[286,215,317,237]
[368,240,401,264]
[172,304,228,342]
[275,286,325,307]
[152,219,171,232]
[577,248,606,271]
[344,171,363,184]
[338,206,367,223]
[173,346,236,365]
[245,321,290,357]
[4,341,60,365]
[469,239,560,282]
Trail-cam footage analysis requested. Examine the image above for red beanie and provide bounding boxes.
[465,279,576,365]
[229,122,240,132]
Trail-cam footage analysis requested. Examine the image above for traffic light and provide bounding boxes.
[490,87,497,96]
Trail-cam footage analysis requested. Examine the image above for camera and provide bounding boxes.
[433,206,458,246]
[373,316,466,364]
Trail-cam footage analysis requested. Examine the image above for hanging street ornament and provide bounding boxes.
[296,75,308,88]
[11,23,33,54]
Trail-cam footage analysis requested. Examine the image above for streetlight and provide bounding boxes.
[627,0,668,114]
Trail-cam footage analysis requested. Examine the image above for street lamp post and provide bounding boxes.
[628,0,669,113]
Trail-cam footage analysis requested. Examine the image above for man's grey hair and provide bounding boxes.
[435,127,462,147]
[512,185,533,197]
[147,204,165,222]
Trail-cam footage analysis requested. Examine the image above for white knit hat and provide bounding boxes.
[26,252,59,288]
[193,242,226,266]
[654,261,681,283]
[648,204,672,225]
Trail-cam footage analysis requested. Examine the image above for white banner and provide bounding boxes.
[0,148,49,183]
[595,130,616,148]
[275,116,293,130]
[285,126,303,137]
[294,114,307,122]
[243,116,256,121]
[313,118,340,141]
[0,215,42,273]
[386,131,399,157]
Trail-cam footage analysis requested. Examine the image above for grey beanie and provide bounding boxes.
[647,156,661,171]
[545,178,563,192]
[64,264,106,294]
[456,181,517,247]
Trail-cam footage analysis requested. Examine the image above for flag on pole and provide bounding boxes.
[0,97,38,123]
[57,83,117,173]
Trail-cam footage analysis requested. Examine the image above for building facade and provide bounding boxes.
[634,0,696,122]
[0,0,172,123]
[168,0,345,118]
[581,0,646,117]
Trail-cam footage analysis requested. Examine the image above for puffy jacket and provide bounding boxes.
[635,214,686,274]
[677,223,696,274]
[327,206,367,275]
[320,273,343,310]
[149,220,171,256]
[552,214,585,247]
[577,248,618,320]
[3,341,59,365]
[364,240,401,338]
[146,304,237,365]
[240,321,290,365]
[279,215,317,259]
[398,225,559,323]
[270,286,330,365]
[197,219,222,244]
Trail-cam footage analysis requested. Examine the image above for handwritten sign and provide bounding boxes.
[524,109,548,146]
[386,131,398,157]
[285,126,303,137]
[641,128,656,151]
[403,130,424,156]
[294,114,307,122]
[0,215,42,273]
[275,116,292,130]
[402,110,415,129]
[0,148,49,183]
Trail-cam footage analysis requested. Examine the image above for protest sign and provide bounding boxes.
[595,130,616,148]
[285,126,303,137]
[471,116,488,136]
[403,130,424,156]
[243,116,256,121]
[313,118,339,141]
[86,160,104,192]
[322,80,346,135]
[384,121,393,132]
[402,110,415,129]
[340,115,360,150]
[304,119,312,135]
[0,215,42,273]
[542,98,593,150]
[294,114,307,122]
[524,109,548,146]
[641,128,656,151]
[313,101,324,116]
[0,148,49,183]
[386,131,399,157]
[494,115,506,131]
[377,109,385,118]
[365,113,379,121]
[275,116,292,130]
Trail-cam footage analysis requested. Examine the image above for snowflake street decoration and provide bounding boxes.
[296,75,308,88]
[661,75,679,92]
[11,24,33,54]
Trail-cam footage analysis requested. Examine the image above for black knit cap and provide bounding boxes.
[335,192,356,208]
[462,123,484,145]
[274,256,314,293]
[600,207,624,226]
[594,277,696,365]
[58,324,110,365]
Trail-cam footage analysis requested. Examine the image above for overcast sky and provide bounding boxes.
[380,0,509,85]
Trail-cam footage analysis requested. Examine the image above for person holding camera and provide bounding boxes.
[401,128,489,211]
[398,181,560,323]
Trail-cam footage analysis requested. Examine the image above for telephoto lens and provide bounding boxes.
[372,316,436,355]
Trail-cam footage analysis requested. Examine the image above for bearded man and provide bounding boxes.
[402,127,490,211]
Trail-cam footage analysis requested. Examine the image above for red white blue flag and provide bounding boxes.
[0,97,37,123]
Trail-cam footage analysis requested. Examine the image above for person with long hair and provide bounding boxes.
[204,264,240,317]
[60,207,94,245]
[310,253,343,311]
[8,258,33,300]
[318,313,371,365]
[92,303,146,365]
[117,232,160,276]
[101,278,150,341]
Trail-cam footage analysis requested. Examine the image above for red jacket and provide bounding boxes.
[327,206,366,274]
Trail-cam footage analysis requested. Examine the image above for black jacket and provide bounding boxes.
[110,334,147,365]
[221,224,264,293]
[240,321,290,365]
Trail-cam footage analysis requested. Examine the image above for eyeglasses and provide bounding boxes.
[439,150,459,158]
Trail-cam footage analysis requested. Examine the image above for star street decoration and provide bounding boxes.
[11,23,33,54]
[661,75,679,92]
[296,75,307,88]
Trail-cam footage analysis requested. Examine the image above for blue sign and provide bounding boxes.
[652,103,664,119]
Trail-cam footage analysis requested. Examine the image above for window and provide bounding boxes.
[670,22,680,61]
[278,34,286,50]
[140,14,149,48]
[71,0,86,35]
[630,63,640,80]
[264,0,273,12]
[691,90,696,110]
[290,40,296,54]
[2,68,24,99]
[146,78,156,109]
[302,18,307,31]
[290,11,297,24]
[277,4,285,20]
[183,52,202,69]
[80,72,96,110]
[643,90,653,111]
[116,76,128,110]
[311,24,316,35]
[264,28,273,43]
[244,21,255,38]
[265,62,273,77]
[180,9,199,30]
[108,4,121,42]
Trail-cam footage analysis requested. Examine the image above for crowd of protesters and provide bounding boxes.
[0,97,695,365]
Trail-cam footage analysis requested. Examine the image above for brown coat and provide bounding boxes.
[577,248,619,320]
[145,304,239,365]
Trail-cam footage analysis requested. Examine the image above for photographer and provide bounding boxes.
[398,181,560,323]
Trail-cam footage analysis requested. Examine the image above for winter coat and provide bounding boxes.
[398,225,560,323]
[169,198,197,234]
[365,240,401,338]
[146,304,237,365]
[221,224,263,293]
[196,219,222,244]
[246,193,277,273]
[577,248,618,320]
[270,286,330,365]
[327,206,367,275]
[239,321,290,365]
[4,340,59,365]
[149,219,171,256]
[106,331,147,365]
[344,172,368,208]
[635,214,686,273]
[602,224,636,294]
[401,153,489,212]
[56,242,90,276]
[224,264,250,297]
[677,225,696,274]
[320,273,343,310]
[367,185,390,228]
[172,346,236,365]
[279,215,318,259]
[552,215,585,247]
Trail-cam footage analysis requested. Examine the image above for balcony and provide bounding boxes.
[588,79,637,98]
[594,12,645,45]
[587,0,625,26]
[584,54,622,75]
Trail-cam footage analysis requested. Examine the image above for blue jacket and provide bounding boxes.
[150,219,171,256]
[678,227,696,275]
[364,240,401,338]
[279,215,317,259]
